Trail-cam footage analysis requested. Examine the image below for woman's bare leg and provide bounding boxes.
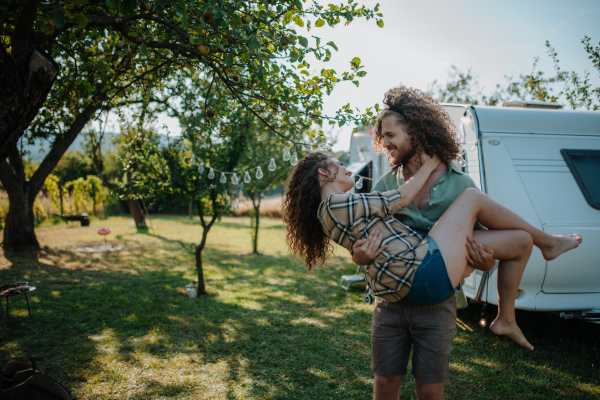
[429,188,581,287]
[428,188,581,350]
[472,230,534,350]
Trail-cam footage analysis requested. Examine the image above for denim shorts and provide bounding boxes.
[404,236,453,304]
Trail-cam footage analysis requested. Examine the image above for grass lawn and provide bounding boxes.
[0,216,598,399]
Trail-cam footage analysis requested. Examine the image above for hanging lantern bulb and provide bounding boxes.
[198,162,205,174]
[190,154,196,166]
[290,152,298,166]
[283,148,291,161]
[232,173,239,184]
[208,168,215,179]
[479,318,487,328]
[244,171,251,183]
[459,155,467,168]
[268,158,276,171]
[355,176,364,189]
[220,172,227,183]
[256,166,263,179]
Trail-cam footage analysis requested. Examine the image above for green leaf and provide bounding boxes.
[71,13,89,28]
[298,36,308,47]
[140,43,148,56]
[315,19,325,28]
[377,20,384,28]
[53,10,66,29]
[351,57,361,67]
[294,16,304,27]
[121,0,136,14]
[249,36,260,49]
[326,41,338,51]
[40,23,55,35]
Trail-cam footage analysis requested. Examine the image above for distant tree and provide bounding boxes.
[428,66,502,105]
[51,151,96,184]
[428,36,599,110]
[89,126,150,230]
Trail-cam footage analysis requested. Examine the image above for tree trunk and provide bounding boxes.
[195,244,207,296]
[252,204,260,254]
[2,182,39,251]
[0,96,104,251]
[0,46,58,161]
[125,199,147,231]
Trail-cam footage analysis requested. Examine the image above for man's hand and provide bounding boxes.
[466,236,495,271]
[352,230,386,265]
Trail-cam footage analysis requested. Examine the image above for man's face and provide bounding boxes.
[381,116,415,166]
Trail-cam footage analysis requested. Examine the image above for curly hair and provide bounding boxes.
[283,152,335,271]
[373,86,460,165]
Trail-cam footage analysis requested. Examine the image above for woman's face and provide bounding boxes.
[325,158,355,191]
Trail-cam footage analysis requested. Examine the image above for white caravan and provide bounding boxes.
[447,102,600,322]
[348,103,600,322]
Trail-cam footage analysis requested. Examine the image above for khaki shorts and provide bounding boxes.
[371,293,457,383]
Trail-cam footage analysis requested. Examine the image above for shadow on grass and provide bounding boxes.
[0,242,372,399]
[1,233,599,399]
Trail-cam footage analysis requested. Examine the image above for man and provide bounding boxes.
[352,86,493,400]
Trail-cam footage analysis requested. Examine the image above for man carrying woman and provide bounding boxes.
[283,86,581,400]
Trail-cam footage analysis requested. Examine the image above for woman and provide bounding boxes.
[283,152,581,350]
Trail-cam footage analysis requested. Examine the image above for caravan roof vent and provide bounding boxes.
[502,100,563,109]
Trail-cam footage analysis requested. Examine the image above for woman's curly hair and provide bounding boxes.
[373,86,460,165]
[283,152,335,271]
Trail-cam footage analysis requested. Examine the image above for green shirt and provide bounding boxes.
[372,163,483,233]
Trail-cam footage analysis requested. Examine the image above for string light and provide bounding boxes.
[290,152,298,166]
[190,154,196,165]
[198,162,205,174]
[244,171,251,183]
[283,148,291,161]
[355,176,364,189]
[231,173,239,184]
[220,172,227,183]
[256,166,263,179]
[208,168,215,179]
[268,158,276,171]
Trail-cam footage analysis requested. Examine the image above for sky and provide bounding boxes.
[129,0,600,152]
[310,0,600,150]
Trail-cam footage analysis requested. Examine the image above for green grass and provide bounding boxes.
[0,216,598,399]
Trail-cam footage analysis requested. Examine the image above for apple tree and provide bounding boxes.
[0,0,383,251]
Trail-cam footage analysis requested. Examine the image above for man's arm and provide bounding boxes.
[352,230,386,265]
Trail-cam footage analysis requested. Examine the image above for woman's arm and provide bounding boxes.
[397,154,440,207]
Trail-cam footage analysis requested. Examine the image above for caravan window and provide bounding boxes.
[561,149,600,210]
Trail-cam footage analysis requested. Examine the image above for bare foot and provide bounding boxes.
[490,319,534,351]
[541,234,582,261]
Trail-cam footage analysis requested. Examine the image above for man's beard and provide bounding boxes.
[388,142,416,167]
